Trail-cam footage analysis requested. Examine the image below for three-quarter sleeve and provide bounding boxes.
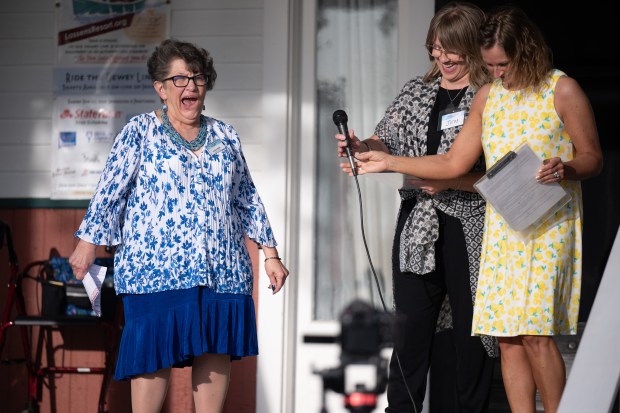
[228,127,277,248]
[75,118,142,246]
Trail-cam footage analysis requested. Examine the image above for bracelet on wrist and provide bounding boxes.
[264,256,281,263]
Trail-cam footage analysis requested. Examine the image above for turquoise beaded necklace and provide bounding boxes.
[161,107,208,151]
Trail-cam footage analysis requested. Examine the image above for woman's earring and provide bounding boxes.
[202,105,205,110]
[162,102,167,111]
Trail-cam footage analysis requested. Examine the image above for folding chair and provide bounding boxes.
[0,220,122,413]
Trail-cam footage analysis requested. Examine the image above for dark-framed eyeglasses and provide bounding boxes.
[425,44,461,60]
[161,74,208,87]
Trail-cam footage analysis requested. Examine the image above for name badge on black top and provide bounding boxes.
[438,107,465,131]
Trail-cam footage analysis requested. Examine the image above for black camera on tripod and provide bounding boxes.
[305,300,396,413]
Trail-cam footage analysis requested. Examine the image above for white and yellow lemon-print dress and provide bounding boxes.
[472,69,582,337]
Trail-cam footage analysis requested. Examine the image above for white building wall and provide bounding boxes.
[0,0,270,199]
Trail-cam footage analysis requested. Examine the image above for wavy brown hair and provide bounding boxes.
[480,6,552,91]
[423,2,490,90]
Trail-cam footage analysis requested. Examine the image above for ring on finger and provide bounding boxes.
[553,171,560,179]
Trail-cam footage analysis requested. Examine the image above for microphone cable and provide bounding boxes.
[341,142,419,413]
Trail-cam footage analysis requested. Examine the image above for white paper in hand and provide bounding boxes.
[81,264,107,316]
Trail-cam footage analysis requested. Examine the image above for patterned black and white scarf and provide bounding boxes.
[375,76,498,358]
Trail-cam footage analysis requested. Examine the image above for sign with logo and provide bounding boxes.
[51,0,169,199]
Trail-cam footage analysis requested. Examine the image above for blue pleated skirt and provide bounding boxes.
[114,286,258,381]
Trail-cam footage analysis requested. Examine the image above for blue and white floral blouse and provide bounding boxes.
[75,111,277,296]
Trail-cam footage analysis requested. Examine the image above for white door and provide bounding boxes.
[292,1,434,412]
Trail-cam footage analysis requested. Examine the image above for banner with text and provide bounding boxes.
[52,0,169,199]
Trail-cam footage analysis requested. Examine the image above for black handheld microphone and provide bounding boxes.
[332,109,358,176]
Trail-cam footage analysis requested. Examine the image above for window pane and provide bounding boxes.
[314,0,399,320]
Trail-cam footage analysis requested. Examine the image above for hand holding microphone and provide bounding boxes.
[333,109,358,176]
[333,109,392,176]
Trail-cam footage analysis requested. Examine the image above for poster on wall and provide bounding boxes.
[51,94,156,200]
[56,0,169,66]
[51,0,170,200]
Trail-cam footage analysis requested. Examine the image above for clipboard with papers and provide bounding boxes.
[474,142,571,236]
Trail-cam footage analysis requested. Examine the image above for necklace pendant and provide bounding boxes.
[444,86,467,109]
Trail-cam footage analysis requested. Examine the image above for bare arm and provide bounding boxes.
[407,171,485,196]
[456,171,486,192]
[350,85,490,179]
[537,76,603,182]
[337,130,478,195]
[358,135,390,153]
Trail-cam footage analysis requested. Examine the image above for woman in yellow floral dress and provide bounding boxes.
[347,6,603,413]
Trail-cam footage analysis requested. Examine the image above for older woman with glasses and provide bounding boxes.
[69,38,289,413]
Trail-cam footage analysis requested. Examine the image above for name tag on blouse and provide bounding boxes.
[206,139,225,155]
[439,108,465,130]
